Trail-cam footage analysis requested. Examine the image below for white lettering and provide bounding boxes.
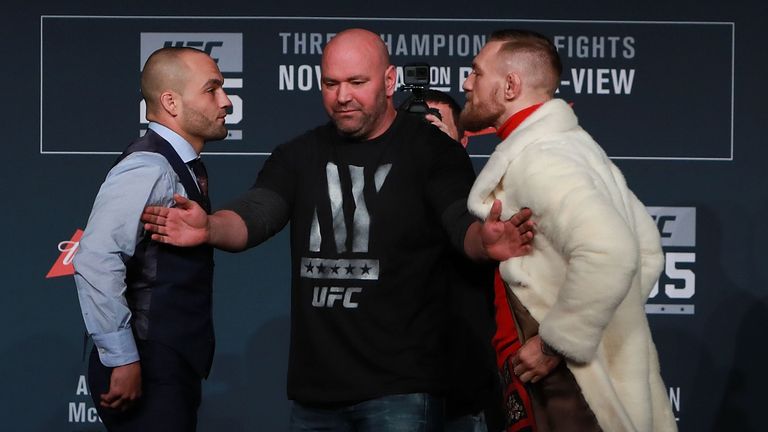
[58,241,80,266]
[612,69,635,94]
[570,68,634,95]
[294,32,306,55]
[456,35,470,56]
[553,35,636,59]
[326,287,345,308]
[312,286,363,308]
[572,68,587,93]
[433,34,446,55]
[343,287,362,308]
[412,35,429,56]
[298,65,314,91]
[310,33,323,55]
[226,95,243,124]
[596,68,611,94]
[382,33,485,56]
[75,375,88,396]
[278,32,335,55]
[279,65,294,90]
[430,66,450,86]
[665,253,696,299]
[68,402,101,423]
[88,406,99,423]
[395,35,408,56]
[623,37,636,59]
[576,36,590,58]
[69,402,85,422]
[279,65,323,91]
[650,252,696,299]
[669,387,681,412]
[279,32,290,54]
[592,36,605,58]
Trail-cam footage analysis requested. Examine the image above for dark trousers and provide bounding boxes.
[88,340,202,432]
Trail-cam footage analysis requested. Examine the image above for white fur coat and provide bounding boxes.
[468,99,677,432]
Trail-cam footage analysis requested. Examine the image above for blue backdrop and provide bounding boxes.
[3,0,766,430]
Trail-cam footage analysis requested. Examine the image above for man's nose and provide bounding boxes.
[462,74,474,92]
[221,92,233,109]
[337,83,352,104]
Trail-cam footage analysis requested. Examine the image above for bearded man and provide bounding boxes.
[461,29,678,432]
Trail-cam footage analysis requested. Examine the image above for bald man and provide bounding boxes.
[141,28,533,430]
[462,29,677,431]
[74,47,232,431]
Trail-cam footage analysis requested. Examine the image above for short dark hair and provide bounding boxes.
[423,89,461,125]
[489,29,562,91]
[398,89,463,138]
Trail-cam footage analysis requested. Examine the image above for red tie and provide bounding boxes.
[188,158,208,197]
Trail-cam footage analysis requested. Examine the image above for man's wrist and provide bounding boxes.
[540,338,560,357]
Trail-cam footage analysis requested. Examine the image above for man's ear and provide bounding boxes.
[504,72,522,101]
[159,91,179,116]
[384,65,397,97]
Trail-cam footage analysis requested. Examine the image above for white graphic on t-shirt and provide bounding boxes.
[308,162,391,255]
[312,286,363,308]
[303,162,391,308]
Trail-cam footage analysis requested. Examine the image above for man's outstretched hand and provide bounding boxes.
[464,199,534,261]
[480,200,534,261]
[142,194,209,247]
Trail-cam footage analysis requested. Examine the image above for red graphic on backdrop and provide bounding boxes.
[47,229,84,278]
[461,127,495,147]
[463,127,496,138]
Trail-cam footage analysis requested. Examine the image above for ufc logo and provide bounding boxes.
[312,286,363,309]
[646,207,695,247]
[163,41,224,61]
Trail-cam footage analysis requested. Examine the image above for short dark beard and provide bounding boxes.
[459,108,497,132]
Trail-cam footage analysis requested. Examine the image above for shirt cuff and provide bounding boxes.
[92,329,140,367]
[440,199,477,253]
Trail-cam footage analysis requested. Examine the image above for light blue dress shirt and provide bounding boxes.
[73,122,199,367]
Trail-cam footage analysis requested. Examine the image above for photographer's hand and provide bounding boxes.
[425,113,455,139]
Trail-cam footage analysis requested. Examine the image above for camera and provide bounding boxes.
[398,63,442,120]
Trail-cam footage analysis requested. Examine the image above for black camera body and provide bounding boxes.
[399,63,442,120]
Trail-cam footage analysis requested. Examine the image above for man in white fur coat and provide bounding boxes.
[462,29,677,431]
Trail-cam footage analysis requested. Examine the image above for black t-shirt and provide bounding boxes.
[231,113,477,403]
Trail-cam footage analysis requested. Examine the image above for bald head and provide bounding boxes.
[489,29,562,97]
[320,28,397,140]
[139,47,231,152]
[141,47,207,115]
[323,28,391,73]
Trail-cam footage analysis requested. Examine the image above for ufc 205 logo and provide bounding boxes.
[646,207,696,315]
[139,33,244,139]
[162,40,224,58]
